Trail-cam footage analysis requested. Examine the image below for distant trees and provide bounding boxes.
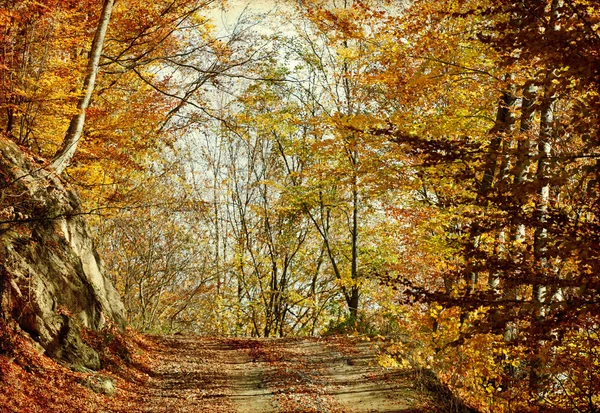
[97,157,214,333]
[164,2,407,337]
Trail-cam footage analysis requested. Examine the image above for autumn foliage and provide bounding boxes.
[2,0,600,411]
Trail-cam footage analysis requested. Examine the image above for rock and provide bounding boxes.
[47,317,102,371]
[84,374,116,396]
[0,137,126,369]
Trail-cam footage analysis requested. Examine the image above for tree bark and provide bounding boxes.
[503,82,537,342]
[462,85,516,312]
[530,0,562,396]
[347,286,359,319]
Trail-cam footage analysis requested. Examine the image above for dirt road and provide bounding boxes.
[118,335,433,413]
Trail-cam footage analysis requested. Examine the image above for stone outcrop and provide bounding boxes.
[0,137,125,370]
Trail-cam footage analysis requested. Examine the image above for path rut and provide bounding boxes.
[120,335,434,413]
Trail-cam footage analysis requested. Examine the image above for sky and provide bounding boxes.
[208,0,285,36]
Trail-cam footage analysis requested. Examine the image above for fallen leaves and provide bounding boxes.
[1,332,436,412]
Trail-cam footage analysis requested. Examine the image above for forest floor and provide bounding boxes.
[0,333,443,413]
[113,335,436,413]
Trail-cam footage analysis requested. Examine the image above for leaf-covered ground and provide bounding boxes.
[0,333,438,412]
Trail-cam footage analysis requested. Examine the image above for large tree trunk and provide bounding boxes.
[478,85,516,200]
[51,0,115,174]
[529,0,562,396]
[461,84,516,318]
[347,286,359,319]
[502,82,537,343]
[529,78,555,395]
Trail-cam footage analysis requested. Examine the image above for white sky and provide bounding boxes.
[208,0,286,36]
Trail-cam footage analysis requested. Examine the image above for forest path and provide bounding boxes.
[126,335,432,413]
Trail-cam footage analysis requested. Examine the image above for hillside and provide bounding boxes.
[0,137,125,372]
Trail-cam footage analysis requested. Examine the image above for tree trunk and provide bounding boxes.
[50,0,114,174]
[462,85,516,321]
[530,79,555,396]
[478,87,516,200]
[532,85,554,306]
[349,152,359,318]
[530,0,561,396]
[347,286,359,319]
[6,108,14,138]
[488,82,516,294]
[503,82,537,342]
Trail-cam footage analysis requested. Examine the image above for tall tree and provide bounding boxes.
[51,0,114,174]
[362,0,600,410]
[282,0,394,319]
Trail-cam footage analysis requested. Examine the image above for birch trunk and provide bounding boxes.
[503,82,537,342]
[530,0,562,396]
[50,0,115,174]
